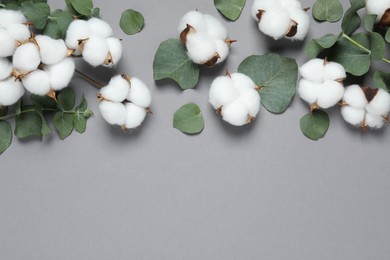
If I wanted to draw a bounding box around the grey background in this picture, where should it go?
[1,0,389,259]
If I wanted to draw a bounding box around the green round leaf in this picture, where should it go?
[120,9,144,35]
[370,32,386,60]
[0,121,12,154]
[21,2,50,29]
[153,38,199,90]
[44,10,73,39]
[54,112,74,140]
[313,0,343,23]
[341,0,366,36]
[238,53,298,114]
[300,110,330,141]
[15,111,43,139]
[69,0,93,16]
[173,103,204,134]
[305,33,339,58]
[214,0,246,21]
[57,88,75,111]
[373,71,390,92]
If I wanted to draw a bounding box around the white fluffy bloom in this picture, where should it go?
[13,42,41,73]
[44,58,75,91]
[128,77,152,108]
[178,10,207,33]
[99,101,127,125]
[0,77,24,106]
[124,103,147,129]
[0,9,26,29]
[65,20,91,50]
[106,37,122,65]
[0,28,17,57]
[99,75,130,102]
[87,18,113,38]
[186,32,217,65]
[0,58,13,81]
[209,72,260,126]
[36,35,68,65]
[6,23,30,42]
[82,35,109,67]
[298,58,346,109]
[252,0,310,40]
[366,0,390,22]
[21,69,51,95]
[204,14,227,40]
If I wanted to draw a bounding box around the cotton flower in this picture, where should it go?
[0,77,24,106]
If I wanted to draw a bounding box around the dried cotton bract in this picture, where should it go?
[366,0,390,25]
[341,85,390,130]
[298,58,346,111]
[252,0,310,40]
[209,72,261,126]
[98,75,152,130]
[179,11,234,66]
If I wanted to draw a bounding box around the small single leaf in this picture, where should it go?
[214,0,246,21]
[77,95,88,111]
[35,109,52,136]
[330,33,371,76]
[300,110,330,141]
[153,38,200,90]
[21,2,50,29]
[73,114,87,133]
[91,7,100,17]
[341,0,366,35]
[313,0,343,22]
[120,9,144,35]
[370,32,386,60]
[57,88,75,111]
[173,103,204,134]
[54,112,74,139]
[0,121,12,154]
[305,33,339,58]
[373,71,390,92]
[69,0,93,16]
[44,9,73,39]
[238,53,298,114]
[15,110,43,139]
[364,14,377,32]
[65,0,77,16]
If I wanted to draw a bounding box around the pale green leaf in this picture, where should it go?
[313,0,343,22]
[54,112,74,139]
[120,9,144,35]
[300,110,330,141]
[214,0,246,21]
[173,103,204,134]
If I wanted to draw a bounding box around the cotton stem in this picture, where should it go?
[341,33,371,54]
[75,69,104,89]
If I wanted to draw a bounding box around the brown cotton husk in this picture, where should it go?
[204,52,220,67]
[180,24,195,45]
[362,86,379,102]
[285,20,298,38]
[379,9,390,27]
[47,89,57,101]
[256,10,265,22]
[121,74,132,83]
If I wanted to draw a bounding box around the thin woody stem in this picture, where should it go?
[75,69,104,89]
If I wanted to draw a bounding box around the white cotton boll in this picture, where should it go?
[0,77,24,106]
[343,85,368,108]
[178,10,207,33]
[298,79,320,105]
[221,99,250,126]
[215,40,229,64]
[251,0,279,20]
[280,0,303,9]
[128,77,152,108]
[87,18,113,38]
[366,89,390,116]
[323,61,346,81]
[124,102,147,129]
[317,81,344,109]
[204,14,228,40]
[99,101,127,126]
[230,72,256,93]
[36,35,68,65]
[12,42,40,73]
[209,76,238,109]
[299,58,324,83]
[341,106,365,126]
[366,0,390,22]
[45,58,75,91]
[65,20,91,49]
[0,58,13,81]
[258,7,291,40]
[365,113,385,128]
[100,75,130,102]
[0,9,26,29]
[6,24,30,42]
[0,29,17,57]
[237,88,261,117]
[286,8,310,40]
[186,32,217,64]
[82,35,109,67]
[22,69,51,95]
[106,37,122,65]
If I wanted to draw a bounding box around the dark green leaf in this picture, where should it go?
[44,9,73,39]
[120,9,144,35]
[341,0,366,35]
[73,114,87,133]
[0,121,12,154]
[238,53,298,114]
[54,112,74,139]
[21,2,50,29]
[69,0,93,16]
[370,32,386,60]
[35,109,52,136]
[364,14,377,32]
[300,110,330,141]
[153,38,200,90]
[65,0,77,16]
[0,107,8,117]
[214,0,246,21]
[373,71,390,92]
[173,103,204,134]
[330,33,371,76]
[77,95,87,111]
[57,88,75,111]
[30,94,57,109]
[305,33,339,58]
[313,0,343,22]
[15,110,42,139]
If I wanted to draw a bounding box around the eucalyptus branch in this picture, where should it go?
[0,107,79,121]
[341,33,371,54]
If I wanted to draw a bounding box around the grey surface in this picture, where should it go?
[1,0,390,259]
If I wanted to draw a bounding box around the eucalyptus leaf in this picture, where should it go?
[313,0,343,22]
[153,38,200,90]
[341,0,366,36]
[69,0,93,16]
[173,103,204,134]
[91,7,99,17]
[238,54,298,114]
[21,2,50,29]
[120,9,144,35]
[0,121,12,154]
[370,32,386,60]
[373,71,390,92]
[15,110,43,139]
[300,110,330,141]
[54,112,74,139]
[77,95,88,111]
[364,14,377,32]
[330,33,371,76]
[57,88,75,111]
[305,33,339,58]
[44,9,73,39]
[35,109,52,136]
[30,93,57,109]
[73,114,87,133]
[214,0,246,21]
